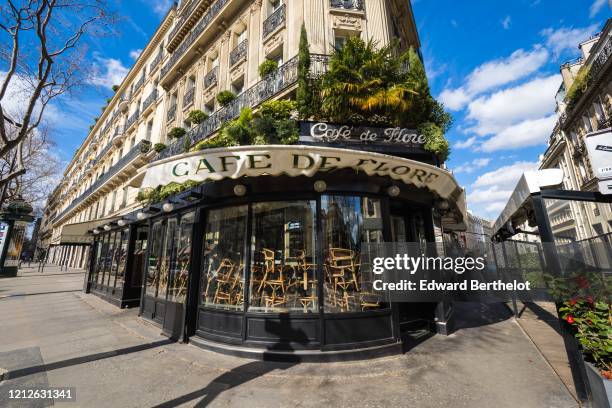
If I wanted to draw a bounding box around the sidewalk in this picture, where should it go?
[0,266,578,407]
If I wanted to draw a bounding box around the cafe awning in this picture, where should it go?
[492,169,564,238]
[51,216,119,245]
[128,145,467,227]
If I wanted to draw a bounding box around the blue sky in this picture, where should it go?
[45,0,610,220]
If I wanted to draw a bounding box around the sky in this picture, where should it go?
[41,0,611,221]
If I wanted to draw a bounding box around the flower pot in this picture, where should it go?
[585,361,612,408]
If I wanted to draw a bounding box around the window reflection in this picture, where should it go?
[146,221,164,297]
[157,218,177,300]
[201,206,247,310]
[322,196,385,312]
[249,201,317,313]
[114,229,129,289]
[168,212,195,303]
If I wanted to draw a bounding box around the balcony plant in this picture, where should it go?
[258,59,279,78]
[168,127,187,139]
[217,90,236,107]
[137,180,200,204]
[314,37,452,161]
[186,110,209,125]
[565,65,592,113]
[153,143,167,153]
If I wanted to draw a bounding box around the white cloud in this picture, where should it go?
[439,47,549,110]
[151,0,173,16]
[465,74,560,136]
[501,16,511,30]
[454,158,491,174]
[480,115,556,152]
[454,136,478,149]
[129,49,143,60]
[540,24,600,58]
[589,0,608,18]
[88,56,129,89]
[473,161,538,188]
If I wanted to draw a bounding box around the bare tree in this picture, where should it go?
[0,0,115,204]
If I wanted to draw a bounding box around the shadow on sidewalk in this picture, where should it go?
[0,290,82,299]
[521,302,563,336]
[5,339,175,380]
[450,302,513,333]
[153,315,308,408]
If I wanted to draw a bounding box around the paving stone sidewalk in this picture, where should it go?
[0,266,578,407]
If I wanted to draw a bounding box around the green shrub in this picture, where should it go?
[217,91,236,107]
[419,122,450,162]
[187,110,209,125]
[112,85,120,92]
[168,127,187,139]
[258,100,296,120]
[137,180,201,204]
[297,24,317,119]
[153,143,167,153]
[565,65,592,112]
[258,59,279,78]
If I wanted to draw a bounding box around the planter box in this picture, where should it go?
[585,361,612,408]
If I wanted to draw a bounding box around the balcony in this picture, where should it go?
[167,104,177,122]
[118,93,130,112]
[167,0,208,51]
[230,39,248,67]
[203,67,218,89]
[330,0,364,11]
[52,140,152,224]
[183,87,195,109]
[133,75,145,94]
[112,126,126,146]
[161,0,230,80]
[160,56,308,159]
[126,109,140,130]
[142,89,158,114]
[263,4,286,38]
[149,51,163,73]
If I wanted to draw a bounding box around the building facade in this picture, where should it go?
[540,18,612,244]
[42,0,468,359]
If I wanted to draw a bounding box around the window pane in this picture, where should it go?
[114,229,129,289]
[91,239,103,283]
[322,196,385,312]
[131,226,148,288]
[249,201,317,313]
[201,206,247,310]
[108,232,121,288]
[168,212,195,303]
[146,221,165,296]
[158,218,178,300]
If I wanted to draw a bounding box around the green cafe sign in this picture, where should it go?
[131,145,463,201]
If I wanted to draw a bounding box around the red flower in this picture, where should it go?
[566,315,575,324]
[569,299,577,305]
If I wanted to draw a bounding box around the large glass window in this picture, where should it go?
[168,212,195,303]
[201,206,247,310]
[113,229,129,289]
[97,234,110,285]
[146,221,165,296]
[321,196,384,312]
[157,218,178,300]
[131,226,148,288]
[91,238,103,283]
[106,232,119,287]
[248,201,317,313]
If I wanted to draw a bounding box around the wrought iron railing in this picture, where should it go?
[150,51,163,72]
[203,66,218,89]
[167,104,177,122]
[263,4,286,38]
[133,75,145,93]
[183,87,195,108]
[143,89,158,111]
[330,0,364,11]
[53,140,151,223]
[230,39,248,66]
[127,109,140,129]
[159,56,302,159]
[161,0,229,79]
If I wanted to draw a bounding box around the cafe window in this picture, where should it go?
[131,226,148,288]
[96,234,109,285]
[201,206,248,310]
[113,229,129,289]
[321,196,384,312]
[91,239,103,283]
[105,232,118,287]
[146,221,165,297]
[157,218,178,300]
[248,201,317,313]
[167,212,195,303]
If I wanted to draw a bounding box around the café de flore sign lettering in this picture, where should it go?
[299,121,426,150]
[131,145,463,202]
